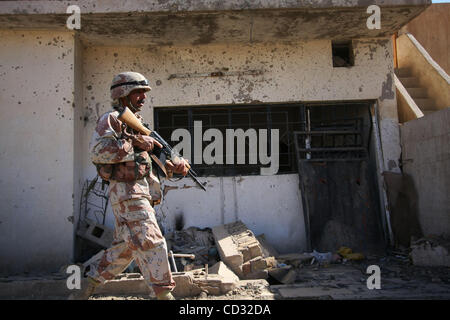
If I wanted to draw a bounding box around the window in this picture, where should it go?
[154,102,372,176]
[154,104,302,176]
[332,41,354,67]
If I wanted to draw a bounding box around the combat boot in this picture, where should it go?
[67,277,101,300]
[156,290,176,300]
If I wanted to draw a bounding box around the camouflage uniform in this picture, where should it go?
[86,109,175,296]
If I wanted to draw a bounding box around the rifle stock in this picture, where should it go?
[117,107,206,191]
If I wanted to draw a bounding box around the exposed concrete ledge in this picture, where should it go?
[395,73,424,123]
[0,1,431,46]
[0,0,432,15]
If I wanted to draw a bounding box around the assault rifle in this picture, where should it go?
[118,107,207,191]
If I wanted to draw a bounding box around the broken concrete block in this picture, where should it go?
[172,272,203,298]
[212,224,243,275]
[172,267,238,298]
[280,269,297,284]
[95,277,150,296]
[250,257,268,272]
[410,239,450,267]
[242,261,251,276]
[209,261,239,293]
[76,219,114,248]
[268,265,292,283]
[210,261,239,283]
[265,257,278,268]
[213,220,278,280]
[257,234,279,258]
[248,243,263,258]
[243,269,269,280]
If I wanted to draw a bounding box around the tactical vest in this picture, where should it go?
[95,150,152,183]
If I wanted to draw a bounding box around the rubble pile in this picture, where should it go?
[212,221,278,280]
[410,236,450,267]
[162,221,372,297]
[165,226,217,270]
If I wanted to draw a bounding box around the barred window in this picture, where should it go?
[154,104,301,176]
[153,102,372,177]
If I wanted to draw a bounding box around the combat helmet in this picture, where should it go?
[110,71,151,100]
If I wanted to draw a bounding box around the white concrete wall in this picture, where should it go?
[0,30,76,274]
[159,174,305,254]
[81,39,399,254]
[400,108,450,237]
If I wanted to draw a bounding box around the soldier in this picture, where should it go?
[70,72,189,300]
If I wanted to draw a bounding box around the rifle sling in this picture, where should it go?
[150,154,169,178]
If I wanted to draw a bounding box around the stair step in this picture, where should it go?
[423,111,435,116]
[407,87,428,98]
[399,77,420,87]
[414,98,436,111]
[395,68,412,78]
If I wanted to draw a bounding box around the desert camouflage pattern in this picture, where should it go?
[110,72,152,100]
[86,198,175,295]
[87,108,173,295]
[90,110,135,164]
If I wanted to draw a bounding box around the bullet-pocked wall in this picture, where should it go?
[0,30,76,274]
[81,39,399,254]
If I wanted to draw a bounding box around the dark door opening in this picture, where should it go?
[294,102,385,254]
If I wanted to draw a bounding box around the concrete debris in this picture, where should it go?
[277,253,314,267]
[268,266,298,285]
[165,226,217,269]
[224,279,274,299]
[76,218,114,248]
[256,234,279,258]
[96,273,151,296]
[172,268,236,298]
[212,220,278,280]
[209,261,240,292]
[410,237,450,267]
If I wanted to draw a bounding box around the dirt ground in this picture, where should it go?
[91,253,450,300]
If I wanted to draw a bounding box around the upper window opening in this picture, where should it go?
[332,41,354,67]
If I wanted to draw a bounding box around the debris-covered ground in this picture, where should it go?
[90,225,450,300]
[89,253,450,300]
[1,222,449,300]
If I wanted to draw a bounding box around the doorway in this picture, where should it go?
[294,102,385,254]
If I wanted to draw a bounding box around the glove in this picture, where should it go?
[130,134,162,152]
[165,158,189,176]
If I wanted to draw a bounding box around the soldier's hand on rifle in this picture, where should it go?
[130,134,163,151]
[166,158,189,176]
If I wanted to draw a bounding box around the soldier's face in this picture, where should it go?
[128,89,147,111]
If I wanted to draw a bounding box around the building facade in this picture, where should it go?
[0,0,430,274]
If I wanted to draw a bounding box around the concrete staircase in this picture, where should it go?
[395,68,439,116]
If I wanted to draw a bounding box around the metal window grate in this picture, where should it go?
[154,104,301,176]
[294,105,370,162]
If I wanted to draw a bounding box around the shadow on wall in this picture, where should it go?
[383,171,423,248]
